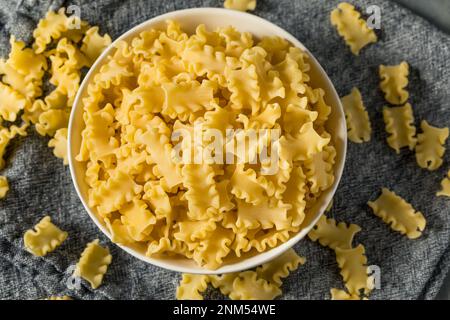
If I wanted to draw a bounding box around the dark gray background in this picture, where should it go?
[0,0,449,300]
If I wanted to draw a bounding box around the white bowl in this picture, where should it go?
[68,8,347,274]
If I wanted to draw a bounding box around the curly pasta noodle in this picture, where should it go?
[382,103,416,153]
[415,120,449,171]
[341,87,371,143]
[368,188,426,239]
[437,170,450,197]
[379,61,409,105]
[330,2,377,55]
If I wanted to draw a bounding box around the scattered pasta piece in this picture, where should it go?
[330,2,377,55]
[23,216,68,257]
[335,244,372,296]
[437,170,450,197]
[0,123,28,169]
[229,271,281,300]
[379,62,409,105]
[330,288,365,300]
[0,176,9,198]
[368,188,426,239]
[341,87,371,143]
[415,120,449,171]
[48,128,68,165]
[382,103,416,153]
[74,239,112,289]
[308,215,361,250]
[44,296,72,300]
[176,274,210,300]
[224,0,257,12]
[80,27,112,66]
[256,248,306,287]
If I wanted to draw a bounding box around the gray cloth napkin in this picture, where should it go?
[0,0,449,300]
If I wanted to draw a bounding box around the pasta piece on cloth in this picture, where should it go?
[23,216,68,256]
[368,188,426,239]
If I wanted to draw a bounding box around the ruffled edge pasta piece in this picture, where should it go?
[330,288,366,300]
[256,248,306,287]
[415,120,449,171]
[182,163,220,220]
[341,87,372,143]
[44,296,72,300]
[308,215,361,250]
[368,188,426,239]
[48,128,68,165]
[229,271,281,300]
[0,82,30,122]
[304,145,336,194]
[382,103,416,153]
[81,26,112,66]
[74,239,112,289]
[0,176,9,198]
[437,170,450,197]
[335,244,373,296]
[379,61,409,105]
[330,2,377,55]
[176,274,210,300]
[23,216,68,257]
[224,0,257,12]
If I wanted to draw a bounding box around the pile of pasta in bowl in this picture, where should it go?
[75,20,336,270]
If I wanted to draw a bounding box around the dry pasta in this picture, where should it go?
[379,61,409,105]
[368,188,426,239]
[330,2,377,55]
[0,176,9,198]
[44,296,72,300]
[178,248,304,299]
[382,103,416,153]
[341,87,371,143]
[335,244,373,296]
[74,239,112,289]
[308,215,361,250]
[176,274,210,300]
[330,288,365,300]
[437,170,450,197]
[224,0,257,12]
[76,21,336,269]
[415,120,449,171]
[23,216,68,256]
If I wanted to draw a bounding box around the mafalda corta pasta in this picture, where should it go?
[77,21,336,269]
[330,2,377,55]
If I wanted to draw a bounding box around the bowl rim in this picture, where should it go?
[68,7,347,274]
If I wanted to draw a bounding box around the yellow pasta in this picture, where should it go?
[176,274,210,300]
[0,82,30,122]
[330,288,366,300]
[224,0,257,12]
[415,120,449,171]
[48,128,69,165]
[308,215,361,250]
[330,2,377,55]
[341,87,371,143]
[368,188,426,239]
[0,176,9,198]
[437,170,450,197]
[76,21,336,269]
[23,216,68,257]
[44,296,72,300]
[256,248,306,287]
[74,239,112,289]
[379,62,409,105]
[229,271,281,300]
[382,103,416,153]
[0,123,28,170]
[335,244,372,296]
